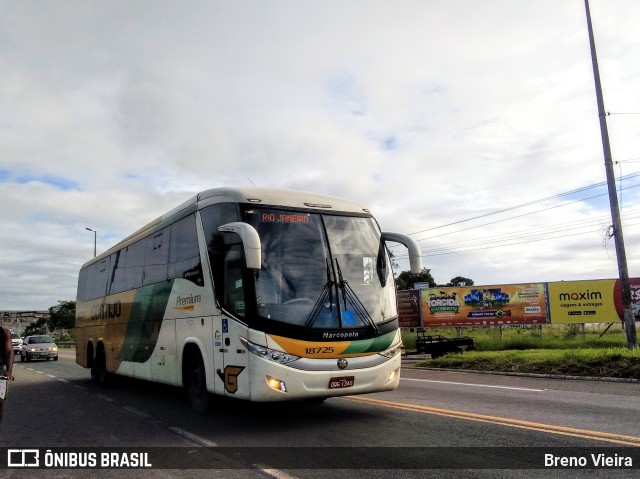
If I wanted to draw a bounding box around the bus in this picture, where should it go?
[75,187,422,412]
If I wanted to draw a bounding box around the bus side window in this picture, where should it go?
[77,264,95,301]
[109,249,127,295]
[168,214,202,285]
[144,230,169,286]
[200,203,240,306]
[94,257,111,299]
[124,240,145,291]
[223,244,245,317]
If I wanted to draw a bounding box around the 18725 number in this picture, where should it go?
[305,346,334,355]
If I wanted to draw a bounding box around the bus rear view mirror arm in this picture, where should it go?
[381,232,422,274]
[219,222,262,270]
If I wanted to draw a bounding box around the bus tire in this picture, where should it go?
[185,352,210,415]
[91,345,111,386]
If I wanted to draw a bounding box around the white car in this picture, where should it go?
[10,332,23,356]
[20,335,59,362]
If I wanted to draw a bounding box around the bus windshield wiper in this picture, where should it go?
[335,260,379,334]
[304,259,335,330]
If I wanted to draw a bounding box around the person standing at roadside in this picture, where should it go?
[0,325,15,423]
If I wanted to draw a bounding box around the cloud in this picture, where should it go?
[1,0,639,309]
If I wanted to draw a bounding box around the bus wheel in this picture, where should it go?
[186,353,210,414]
[91,346,110,386]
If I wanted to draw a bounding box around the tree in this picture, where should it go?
[446,276,474,287]
[395,268,436,291]
[48,300,76,330]
[22,317,49,336]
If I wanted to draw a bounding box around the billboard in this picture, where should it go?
[396,289,421,328]
[548,278,640,324]
[421,283,548,326]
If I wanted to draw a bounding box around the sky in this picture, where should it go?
[1,0,640,310]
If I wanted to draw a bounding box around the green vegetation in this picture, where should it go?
[420,348,640,380]
[401,325,640,380]
[21,300,76,344]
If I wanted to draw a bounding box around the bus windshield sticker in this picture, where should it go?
[362,257,373,285]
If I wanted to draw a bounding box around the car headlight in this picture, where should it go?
[240,337,300,365]
[52,346,58,351]
[28,347,37,352]
[378,342,403,359]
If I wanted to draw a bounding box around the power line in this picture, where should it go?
[419,212,634,254]
[388,173,640,265]
[407,172,640,236]
[391,206,640,261]
[391,220,640,259]
[413,183,640,243]
[421,226,629,257]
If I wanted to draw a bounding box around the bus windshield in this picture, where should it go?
[244,208,397,330]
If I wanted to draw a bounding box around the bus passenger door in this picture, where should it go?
[216,314,249,400]
[214,244,250,399]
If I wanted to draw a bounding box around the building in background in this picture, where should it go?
[0,311,49,335]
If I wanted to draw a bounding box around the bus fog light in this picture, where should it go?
[386,368,399,384]
[266,376,287,392]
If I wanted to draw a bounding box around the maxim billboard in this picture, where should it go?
[548,278,640,324]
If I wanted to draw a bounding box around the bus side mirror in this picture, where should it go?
[381,232,422,274]
[218,222,262,270]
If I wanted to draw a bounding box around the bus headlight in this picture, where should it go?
[378,342,402,359]
[240,337,300,365]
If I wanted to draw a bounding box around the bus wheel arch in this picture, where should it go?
[182,344,211,414]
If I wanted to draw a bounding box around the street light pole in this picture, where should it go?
[584,0,637,348]
[85,227,97,258]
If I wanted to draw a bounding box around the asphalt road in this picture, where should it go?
[0,350,638,479]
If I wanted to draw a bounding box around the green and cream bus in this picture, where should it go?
[75,188,422,412]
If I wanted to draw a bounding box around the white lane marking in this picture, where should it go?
[97,393,114,402]
[46,374,56,378]
[169,427,217,447]
[122,406,151,418]
[254,465,300,479]
[36,370,44,374]
[401,377,546,392]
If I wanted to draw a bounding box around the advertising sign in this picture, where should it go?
[549,278,640,324]
[421,283,548,326]
[614,277,640,320]
[397,289,421,328]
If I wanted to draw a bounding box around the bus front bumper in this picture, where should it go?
[247,353,401,402]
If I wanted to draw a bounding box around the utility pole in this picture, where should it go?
[584,0,637,348]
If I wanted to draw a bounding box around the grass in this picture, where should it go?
[420,348,640,380]
[401,324,640,380]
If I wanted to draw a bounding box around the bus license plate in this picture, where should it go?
[328,376,354,389]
